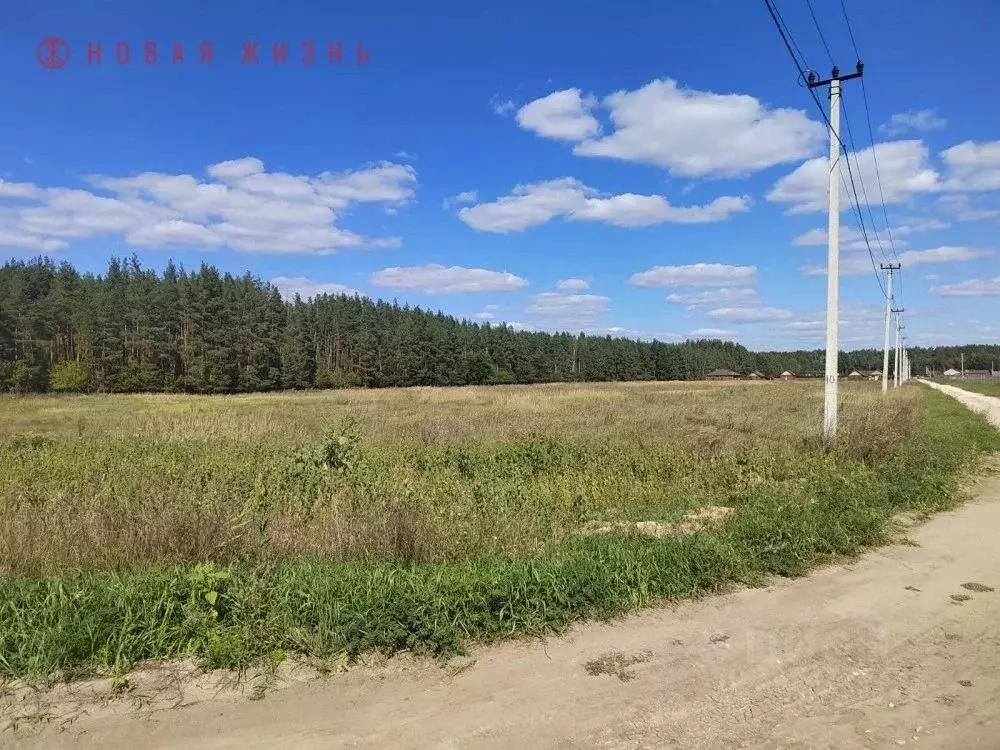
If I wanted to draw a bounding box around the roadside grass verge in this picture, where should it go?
[933,379,1000,398]
[1,384,997,682]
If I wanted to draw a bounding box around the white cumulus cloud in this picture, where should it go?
[900,246,992,266]
[271,276,360,301]
[793,218,949,253]
[0,158,415,254]
[772,138,1000,215]
[666,287,759,305]
[557,278,590,291]
[940,140,1000,192]
[370,264,528,294]
[879,109,947,136]
[527,292,611,330]
[935,194,1000,222]
[707,306,793,322]
[689,328,736,338]
[0,230,68,251]
[0,180,43,199]
[515,89,600,141]
[516,80,824,178]
[630,263,757,288]
[932,277,1000,297]
[769,140,942,214]
[801,246,992,276]
[458,178,748,233]
[442,190,478,210]
[793,225,902,253]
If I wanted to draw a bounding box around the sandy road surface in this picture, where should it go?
[6,384,1000,749]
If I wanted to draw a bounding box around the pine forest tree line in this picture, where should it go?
[1,256,997,394]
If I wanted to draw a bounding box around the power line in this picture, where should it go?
[896,255,904,307]
[762,0,810,76]
[806,0,835,64]
[858,79,901,265]
[839,169,888,298]
[840,0,901,269]
[803,1,888,283]
[839,0,903,297]
[839,0,862,60]
[830,96,887,298]
[761,0,888,299]
[840,96,889,266]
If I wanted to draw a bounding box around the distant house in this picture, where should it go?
[706,368,741,380]
[943,368,960,377]
[745,371,766,380]
[780,371,796,381]
[868,370,882,381]
[846,370,865,379]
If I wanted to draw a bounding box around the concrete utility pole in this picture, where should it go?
[880,264,900,394]
[808,62,864,439]
[892,309,904,388]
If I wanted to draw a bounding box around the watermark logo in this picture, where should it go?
[37,37,70,69]
[36,39,371,68]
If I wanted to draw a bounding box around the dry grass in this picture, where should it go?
[583,650,653,682]
[0,379,891,449]
[2,379,999,680]
[0,380,921,576]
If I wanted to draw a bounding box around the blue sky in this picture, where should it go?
[2,0,998,350]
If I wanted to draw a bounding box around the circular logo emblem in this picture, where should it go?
[37,37,70,69]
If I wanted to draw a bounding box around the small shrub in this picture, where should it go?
[11,361,48,393]
[289,420,362,479]
[49,362,90,393]
[488,368,515,385]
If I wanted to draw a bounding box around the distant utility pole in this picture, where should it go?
[892,308,904,388]
[880,264,900,394]
[808,63,864,439]
[961,351,965,377]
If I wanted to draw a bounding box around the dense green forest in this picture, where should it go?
[1,257,997,394]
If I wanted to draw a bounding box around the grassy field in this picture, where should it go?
[1,380,998,681]
[938,380,1000,398]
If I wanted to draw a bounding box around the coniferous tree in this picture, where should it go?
[2,255,997,394]
[280,296,316,389]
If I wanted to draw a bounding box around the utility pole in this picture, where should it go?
[880,264,900,393]
[892,308,904,388]
[808,62,864,439]
[961,351,964,378]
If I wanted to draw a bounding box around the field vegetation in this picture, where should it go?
[1,380,998,681]
[938,380,1000,398]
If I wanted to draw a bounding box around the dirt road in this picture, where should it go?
[7,384,1000,749]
